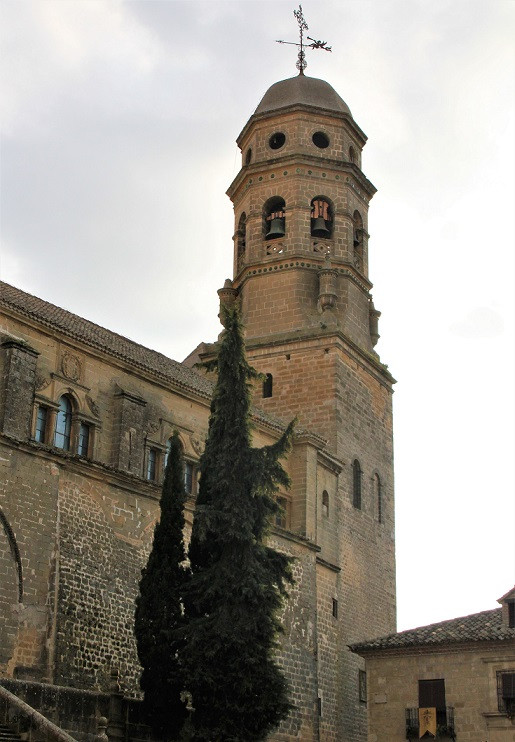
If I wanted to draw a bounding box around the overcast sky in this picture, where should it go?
[1,0,514,632]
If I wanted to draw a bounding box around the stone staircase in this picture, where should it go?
[0,723,22,742]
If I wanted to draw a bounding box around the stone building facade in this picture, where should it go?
[0,73,396,742]
[350,588,515,742]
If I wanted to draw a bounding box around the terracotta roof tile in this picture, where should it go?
[349,608,514,653]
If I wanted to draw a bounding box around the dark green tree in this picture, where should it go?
[182,304,295,742]
[135,431,189,739]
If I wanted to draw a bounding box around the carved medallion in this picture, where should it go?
[190,434,204,457]
[34,373,50,390]
[61,353,81,381]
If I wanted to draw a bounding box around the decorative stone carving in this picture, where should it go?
[146,420,160,435]
[190,434,204,457]
[86,394,100,418]
[61,352,81,381]
[34,373,50,390]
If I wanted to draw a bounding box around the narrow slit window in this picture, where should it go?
[322,490,329,518]
[375,473,383,523]
[352,459,362,509]
[263,373,273,398]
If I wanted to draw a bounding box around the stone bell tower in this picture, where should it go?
[224,72,397,741]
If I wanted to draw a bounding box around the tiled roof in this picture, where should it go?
[350,608,514,653]
[0,281,296,436]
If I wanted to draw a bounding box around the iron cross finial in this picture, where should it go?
[276,5,332,75]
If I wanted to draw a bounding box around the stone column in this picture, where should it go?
[0,339,39,440]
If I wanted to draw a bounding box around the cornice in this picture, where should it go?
[234,255,373,294]
[0,432,161,501]
[350,639,515,659]
[227,155,376,201]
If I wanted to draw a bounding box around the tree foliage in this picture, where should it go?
[183,304,295,742]
[134,431,189,739]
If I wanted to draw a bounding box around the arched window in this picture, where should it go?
[237,212,246,270]
[353,210,364,271]
[264,197,285,240]
[352,459,362,509]
[349,145,357,164]
[311,197,333,238]
[245,147,252,165]
[322,490,329,518]
[374,474,383,523]
[263,373,273,398]
[54,395,72,450]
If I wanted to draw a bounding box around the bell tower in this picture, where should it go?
[228,74,379,353]
[224,71,396,742]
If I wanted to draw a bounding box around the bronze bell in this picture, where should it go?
[266,217,285,239]
[311,217,330,237]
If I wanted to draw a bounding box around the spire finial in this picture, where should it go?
[276,5,332,75]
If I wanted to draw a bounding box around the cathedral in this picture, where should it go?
[0,69,396,742]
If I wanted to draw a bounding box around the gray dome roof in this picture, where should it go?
[255,74,351,117]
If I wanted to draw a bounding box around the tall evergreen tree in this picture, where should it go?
[135,431,189,739]
[183,304,295,742]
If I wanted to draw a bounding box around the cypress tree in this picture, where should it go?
[183,304,295,742]
[135,431,189,739]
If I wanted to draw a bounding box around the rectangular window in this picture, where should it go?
[497,671,515,714]
[359,670,367,703]
[184,461,194,494]
[78,423,90,457]
[34,406,47,442]
[332,598,338,618]
[317,696,322,717]
[275,496,290,529]
[419,679,446,726]
[146,449,157,481]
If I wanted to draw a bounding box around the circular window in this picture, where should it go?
[312,131,329,149]
[269,132,286,150]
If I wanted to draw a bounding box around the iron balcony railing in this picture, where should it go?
[405,706,456,740]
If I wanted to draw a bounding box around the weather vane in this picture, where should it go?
[276,5,332,75]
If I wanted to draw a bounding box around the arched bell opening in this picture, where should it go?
[236,212,246,270]
[311,197,333,239]
[352,210,365,271]
[263,197,286,241]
